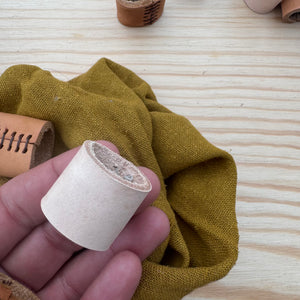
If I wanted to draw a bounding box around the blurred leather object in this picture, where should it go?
[116,0,165,27]
[282,0,300,22]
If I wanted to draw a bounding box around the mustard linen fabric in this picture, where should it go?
[0,58,239,300]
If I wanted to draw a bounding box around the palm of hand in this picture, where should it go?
[0,141,169,300]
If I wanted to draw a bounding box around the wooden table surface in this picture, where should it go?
[0,1,299,299]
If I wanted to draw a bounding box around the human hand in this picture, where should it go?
[0,141,170,300]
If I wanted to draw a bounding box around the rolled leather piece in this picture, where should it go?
[116,0,165,27]
[41,140,152,251]
[0,112,55,178]
[244,0,282,13]
[281,0,300,22]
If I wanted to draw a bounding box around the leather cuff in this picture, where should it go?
[116,0,165,27]
[282,0,300,22]
[0,113,55,178]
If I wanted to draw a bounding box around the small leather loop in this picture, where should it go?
[116,0,166,27]
[281,0,300,22]
[0,113,55,178]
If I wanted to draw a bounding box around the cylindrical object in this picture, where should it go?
[244,0,282,13]
[116,0,166,27]
[282,0,300,22]
[41,140,152,251]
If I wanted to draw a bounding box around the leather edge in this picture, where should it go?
[30,121,55,169]
[281,0,300,22]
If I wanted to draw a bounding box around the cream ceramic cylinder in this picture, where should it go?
[41,140,152,251]
[244,0,282,13]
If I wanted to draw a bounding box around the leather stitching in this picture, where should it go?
[0,127,32,153]
[0,129,8,149]
[143,0,161,25]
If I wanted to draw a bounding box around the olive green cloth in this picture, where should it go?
[0,58,239,299]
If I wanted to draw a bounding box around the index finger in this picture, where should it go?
[0,141,159,261]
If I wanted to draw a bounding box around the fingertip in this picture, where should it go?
[142,206,170,246]
[110,251,142,297]
[81,250,142,300]
[117,251,142,279]
[152,207,170,242]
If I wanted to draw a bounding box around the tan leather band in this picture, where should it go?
[116,0,165,27]
[282,0,300,22]
[0,113,55,178]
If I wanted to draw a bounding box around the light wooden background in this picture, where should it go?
[0,1,299,299]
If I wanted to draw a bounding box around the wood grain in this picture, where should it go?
[0,0,299,299]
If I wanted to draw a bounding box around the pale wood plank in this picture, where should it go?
[0,0,299,299]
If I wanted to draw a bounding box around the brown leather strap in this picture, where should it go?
[282,0,300,22]
[0,113,55,178]
[116,0,165,27]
